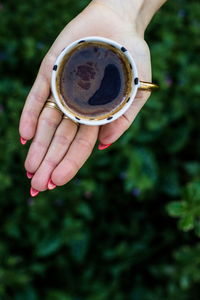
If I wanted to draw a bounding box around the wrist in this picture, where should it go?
[91,0,167,37]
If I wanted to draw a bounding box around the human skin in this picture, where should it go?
[19,0,167,196]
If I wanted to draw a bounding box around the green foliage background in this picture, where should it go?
[1,0,200,299]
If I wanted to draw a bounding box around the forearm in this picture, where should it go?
[92,0,168,36]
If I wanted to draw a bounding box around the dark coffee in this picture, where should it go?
[57,42,132,118]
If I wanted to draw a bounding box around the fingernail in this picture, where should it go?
[20,137,27,145]
[26,171,34,179]
[30,187,39,197]
[98,143,112,150]
[48,179,56,190]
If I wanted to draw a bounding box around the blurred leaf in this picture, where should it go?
[179,215,194,232]
[167,201,185,217]
[35,236,63,257]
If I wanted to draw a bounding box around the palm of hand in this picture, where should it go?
[19,1,152,194]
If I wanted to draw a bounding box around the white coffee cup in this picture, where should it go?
[51,36,157,126]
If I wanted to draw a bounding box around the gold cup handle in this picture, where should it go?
[139,81,159,91]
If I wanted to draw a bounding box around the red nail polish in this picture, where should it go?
[48,179,56,190]
[98,143,112,150]
[26,171,34,179]
[20,137,27,145]
[30,187,39,197]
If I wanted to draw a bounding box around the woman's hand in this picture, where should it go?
[19,0,152,196]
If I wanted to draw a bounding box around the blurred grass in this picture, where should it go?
[1,0,200,299]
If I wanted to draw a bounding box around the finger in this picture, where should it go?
[98,91,151,145]
[19,54,57,140]
[51,125,99,186]
[19,21,89,142]
[31,119,79,191]
[25,106,63,173]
